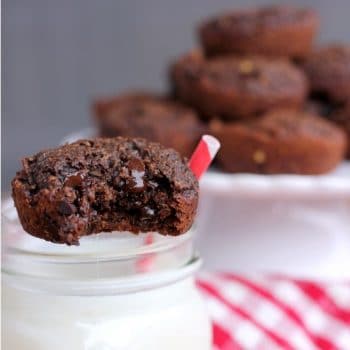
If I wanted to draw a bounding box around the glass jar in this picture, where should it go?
[2,199,211,350]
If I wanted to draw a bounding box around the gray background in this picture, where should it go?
[2,0,349,190]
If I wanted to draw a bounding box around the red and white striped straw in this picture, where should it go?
[188,135,221,180]
[137,135,220,273]
[136,232,155,273]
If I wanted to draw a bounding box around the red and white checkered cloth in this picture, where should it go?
[197,273,350,350]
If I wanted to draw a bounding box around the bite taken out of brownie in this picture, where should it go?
[12,137,199,245]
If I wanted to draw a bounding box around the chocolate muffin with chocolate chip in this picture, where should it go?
[12,137,199,245]
[93,92,204,158]
[199,5,319,59]
[210,109,346,174]
[171,51,308,120]
[303,45,350,103]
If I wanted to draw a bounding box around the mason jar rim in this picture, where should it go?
[2,198,199,296]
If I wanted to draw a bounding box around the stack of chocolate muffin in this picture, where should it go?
[93,5,349,175]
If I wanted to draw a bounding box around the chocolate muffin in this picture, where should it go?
[171,52,308,120]
[210,109,346,174]
[328,103,350,158]
[199,5,319,59]
[93,92,204,158]
[303,45,350,103]
[12,137,199,245]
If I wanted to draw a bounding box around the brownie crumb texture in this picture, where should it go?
[12,137,199,245]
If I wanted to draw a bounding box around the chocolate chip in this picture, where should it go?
[64,174,83,187]
[128,158,145,172]
[58,201,77,216]
[127,169,145,191]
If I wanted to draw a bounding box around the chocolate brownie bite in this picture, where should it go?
[93,92,204,158]
[198,5,319,59]
[12,137,199,245]
[303,45,350,103]
[171,52,308,120]
[210,109,346,174]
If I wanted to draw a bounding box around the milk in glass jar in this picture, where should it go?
[2,201,211,350]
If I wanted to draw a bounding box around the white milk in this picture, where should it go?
[2,201,211,350]
[3,279,210,350]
